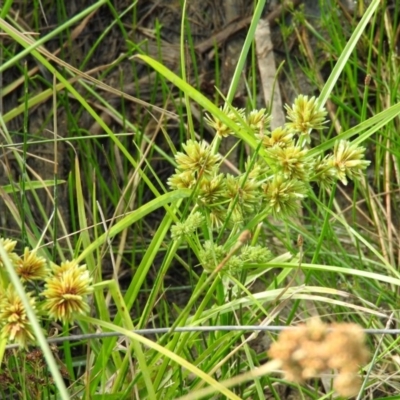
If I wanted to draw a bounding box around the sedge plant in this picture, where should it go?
[2,0,400,398]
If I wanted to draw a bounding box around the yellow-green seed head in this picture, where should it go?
[284,95,328,138]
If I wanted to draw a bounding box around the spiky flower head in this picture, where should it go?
[167,169,196,190]
[14,248,48,282]
[171,211,205,239]
[246,108,271,134]
[263,175,307,218]
[245,158,270,180]
[198,173,226,206]
[225,255,242,273]
[332,140,370,185]
[199,240,245,273]
[42,261,93,323]
[174,140,220,178]
[258,126,294,149]
[209,207,229,230]
[225,174,261,213]
[205,107,245,137]
[0,285,36,348]
[0,238,19,268]
[267,145,311,181]
[312,155,338,189]
[240,244,272,263]
[50,260,80,277]
[268,320,369,397]
[284,95,328,138]
[228,205,245,226]
[199,240,226,273]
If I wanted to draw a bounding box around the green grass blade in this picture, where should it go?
[318,0,380,105]
[80,315,242,400]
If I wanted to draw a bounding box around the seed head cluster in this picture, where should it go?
[198,240,271,273]
[259,126,293,149]
[332,140,370,185]
[0,238,19,268]
[205,106,272,138]
[171,97,369,224]
[0,286,36,348]
[168,140,221,190]
[268,320,370,397]
[171,211,205,239]
[168,94,370,274]
[284,95,328,138]
[262,176,307,218]
[205,106,247,137]
[0,239,93,348]
[42,260,93,323]
[14,248,47,282]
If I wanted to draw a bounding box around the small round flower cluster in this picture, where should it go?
[167,140,221,189]
[268,319,370,397]
[204,107,271,137]
[284,95,328,140]
[168,96,370,273]
[168,140,265,232]
[170,97,370,223]
[0,237,93,348]
[258,96,370,214]
[199,241,271,273]
[170,211,205,239]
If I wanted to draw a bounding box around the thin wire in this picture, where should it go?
[4,325,399,350]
